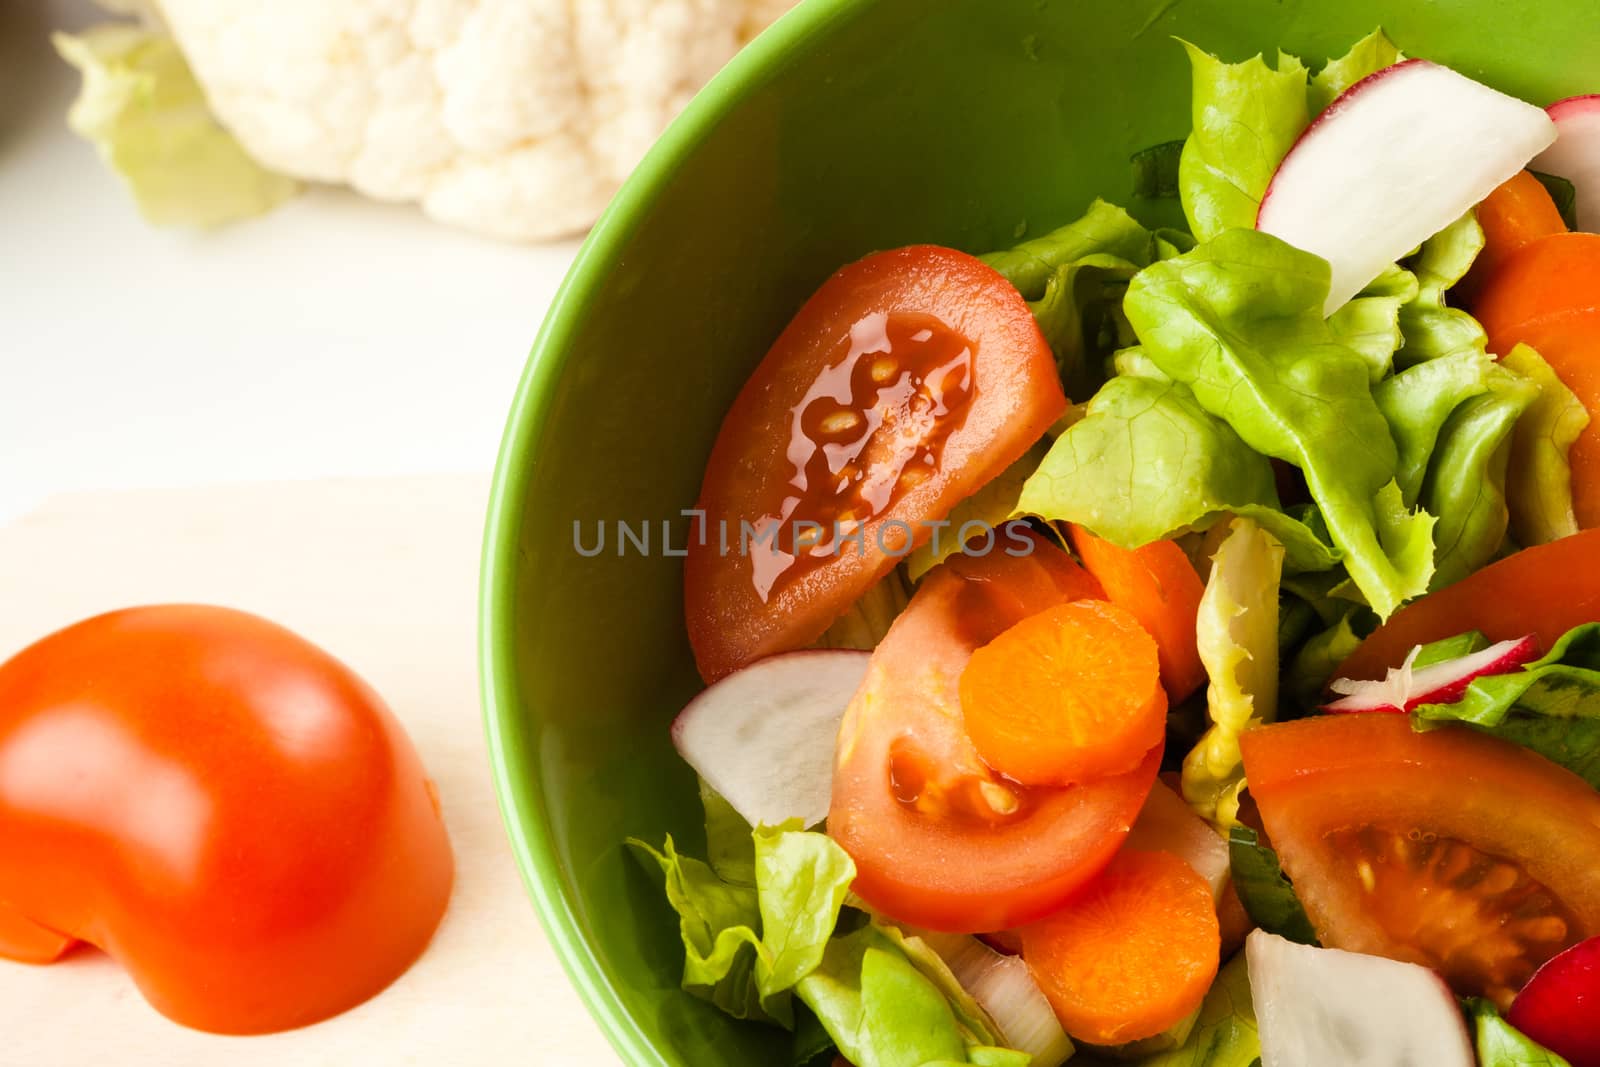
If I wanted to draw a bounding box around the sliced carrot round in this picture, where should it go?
[960,600,1166,786]
[1021,849,1221,1046]
[1068,526,1207,703]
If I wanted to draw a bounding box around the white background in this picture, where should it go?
[1,0,582,523]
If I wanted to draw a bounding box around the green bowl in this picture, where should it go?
[480,1,1598,1062]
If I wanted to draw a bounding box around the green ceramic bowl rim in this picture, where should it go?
[479,2,871,1062]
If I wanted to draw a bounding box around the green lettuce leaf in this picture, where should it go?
[1329,265,1420,383]
[628,827,856,1026]
[1530,171,1581,232]
[1467,998,1574,1067]
[1374,350,1496,507]
[1132,140,1186,200]
[1308,28,1403,114]
[54,25,298,227]
[873,925,1002,1049]
[1123,228,1435,617]
[1228,827,1319,945]
[701,777,757,887]
[1014,375,1337,573]
[1135,952,1260,1067]
[1396,211,1489,367]
[796,927,969,1067]
[1503,344,1589,546]
[1177,43,1309,241]
[981,199,1165,300]
[1415,623,1600,787]
[1184,518,1284,828]
[1421,367,1539,590]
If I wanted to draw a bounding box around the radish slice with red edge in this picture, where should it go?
[1534,95,1600,233]
[1247,929,1474,1067]
[1256,59,1556,314]
[671,648,869,828]
[1507,935,1600,1067]
[1324,635,1538,713]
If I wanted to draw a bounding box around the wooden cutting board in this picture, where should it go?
[0,475,617,1066]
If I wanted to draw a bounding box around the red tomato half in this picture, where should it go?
[1242,715,1600,1008]
[829,538,1159,933]
[0,606,454,1034]
[685,245,1066,681]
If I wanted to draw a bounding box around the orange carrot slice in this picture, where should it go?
[1468,171,1569,293]
[1068,527,1207,703]
[1021,849,1221,1046]
[960,600,1166,786]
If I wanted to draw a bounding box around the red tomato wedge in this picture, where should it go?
[685,245,1066,681]
[1336,528,1600,681]
[1241,715,1600,1008]
[829,537,1159,933]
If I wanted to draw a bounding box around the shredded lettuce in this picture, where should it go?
[1123,228,1434,618]
[1308,28,1402,114]
[1503,344,1589,546]
[1183,518,1283,828]
[54,25,298,227]
[1420,367,1538,589]
[1014,376,1336,574]
[1415,623,1600,787]
[1228,827,1319,946]
[1176,44,1309,241]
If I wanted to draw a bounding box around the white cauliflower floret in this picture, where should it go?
[138,0,796,240]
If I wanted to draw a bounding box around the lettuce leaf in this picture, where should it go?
[628,827,855,1026]
[1183,518,1283,828]
[1123,228,1434,617]
[1308,28,1403,115]
[1329,265,1420,383]
[1374,350,1495,507]
[1134,952,1260,1067]
[701,776,757,887]
[54,25,298,227]
[1228,827,1319,945]
[1421,366,1538,589]
[795,927,969,1067]
[982,199,1166,300]
[1467,998,1574,1067]
[1284,611,1365,712]
[1415,623,1600,787]
[1503,344,1589,546]
[1014,375,1337,574]
[1177,44,1309,241]
[1396,211,1490,367]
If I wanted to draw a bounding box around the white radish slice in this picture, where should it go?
[914,930,1075,1067]
[1256,59,1557,315]
[670,649,869,828]
[1247,930,1473,1067]
[1533,95,1600,232]
[1325,634,1537,713]
[1124,781,1230,902]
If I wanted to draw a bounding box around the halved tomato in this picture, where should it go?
[829,536,1159,933]
[1241,715,1600,1008]
[685,245,1066,681]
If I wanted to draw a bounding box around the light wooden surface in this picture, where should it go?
[0,475,619,1066]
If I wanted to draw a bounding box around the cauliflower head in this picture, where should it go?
[71,0,797,239]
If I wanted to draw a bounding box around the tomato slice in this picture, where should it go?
[829,538,1159,933]
[685,245,1066,681]
[1241,715,1600,1008]
[1336,528,1600,682]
